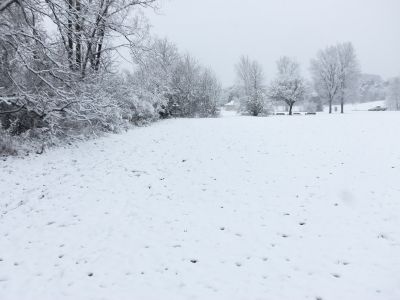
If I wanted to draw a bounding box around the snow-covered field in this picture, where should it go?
[1,111,400,300]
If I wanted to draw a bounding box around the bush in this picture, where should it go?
[0,132,18,156]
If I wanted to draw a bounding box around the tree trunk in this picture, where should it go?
[67,0,74,70]
[288,103,293,115]
[341,98,344,114]
[75,0,82,71]
[329,98,332,114]
[94,28,105,71]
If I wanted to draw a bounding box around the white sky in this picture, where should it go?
[138,0,400,87]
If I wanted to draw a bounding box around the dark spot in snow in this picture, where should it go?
[0,258,3,262]
[262,257,268,261]
[182,160,187,163]
[282,234,289,238]
[235,262,242,267]
[47,221,55,226]
[220,206,224,209]
[13,262,19,266]
[219,227,225,231]
[190,259,198,264]
[58,254,64,259]
[378,233,388,239]
[284,213,290,216]
[88,272,94,277]
[299,222,306,226]
[332,273,341,278]
[334,203,339,206]
[316,297,323,300]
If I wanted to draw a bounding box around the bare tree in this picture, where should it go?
[336,42,360,113]
[311,42,360,114]
[235,56,266,116]
[268,57,307,115]
[310,46,340,114]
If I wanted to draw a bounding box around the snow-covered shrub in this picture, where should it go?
[0,131,17,156]
[386,77,400,111]
[132,39,221,119]
[235,56,267,116]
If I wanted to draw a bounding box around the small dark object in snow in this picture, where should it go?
[306,112,317,115]
[334,203,339,206]
[282,234,289,238]
[299,222,306,226]
[219,227,225,231]
[190,259,198,264]
[182,159,187,162]
[58,254,64,259]
[235,262,242,267]
[0,258,3,262]
[378,233,388,239]
[88,272,94,277]
[332,273,341,278]
[316,297,323,300]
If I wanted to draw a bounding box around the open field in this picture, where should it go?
[1,111,400,300]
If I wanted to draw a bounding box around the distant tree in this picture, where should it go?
[311,42,360,114]
[311,46,341,114]
[387,77,400,111]
[359,74,386,103]
[336,43,360,113]
[268,57,307,115]
[235,56,266,116]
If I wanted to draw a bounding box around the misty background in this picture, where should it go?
[136,0,400,86]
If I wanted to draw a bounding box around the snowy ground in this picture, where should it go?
[1,111,400,300]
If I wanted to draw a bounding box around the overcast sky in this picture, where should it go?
[141,0,400,87]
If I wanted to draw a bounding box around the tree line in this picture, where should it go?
[232,42,400,116]
[0,0,220,141]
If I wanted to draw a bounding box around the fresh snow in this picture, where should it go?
[1,112,400,300]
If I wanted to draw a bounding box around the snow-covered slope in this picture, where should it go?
[1,112,400,300]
